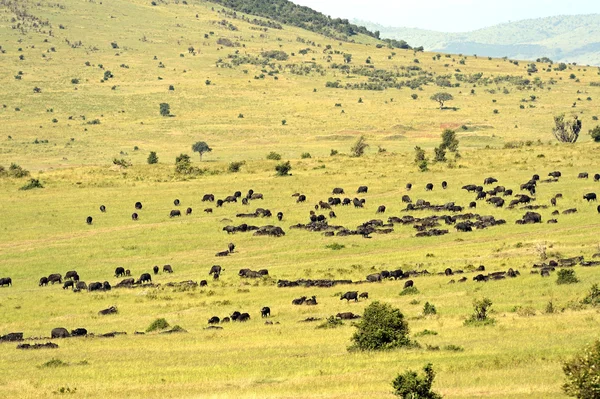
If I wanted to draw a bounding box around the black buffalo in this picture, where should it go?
[578,172,589,179]
[209,265,222,276]
[170,210,181,217]
[297,194,306,203]
[402,195,412,203]
[406,183,412,191]
[103,281,111,291]
[75,281,88,291]
[100,205,106,212]
[0,277,12,287]
[261,307,271,317]
[292,296,306,305]
[376,205,386,214]
[228,243,235,253]
[389,270,404,280]
[115,267,125,277]
[484,177,498,185]
[202,194,214,202]
[174,199,180,206]
[425,183,434,191]
[51,327,70,339]
[88,282,103,291]
[403,280,414,289]
[366,273,382,282]
[98,306,118,315]
[357,186,368,194]
[186,207,192,215]
[153,265,159,274]
[329,211,336,218]
[137,273,152,284]
[469,201,476,209]
[277,212,283,221]
[340,291,359,302]
[65,271,78,280]
[359,292,369,299]
[200,280,208,286]
[584,193,597,202]
[332,187,344,194]
[548,171,561,178]
[135,201,143,209]
[163,265,173,273]
[86,216,93,225]
[63,280,74,289]
[132,212,139,221]
[595,174,600,182]
[208,316,220,324]
[71,328,87,337]
[216,199,224,207]
[48,274,62,284]
[114,279,134,288]
[442,181,448,189]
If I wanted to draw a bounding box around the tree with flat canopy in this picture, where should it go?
[192,141,212,160]
[430,92,453,109]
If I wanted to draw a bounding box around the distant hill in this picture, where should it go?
[355,14,600,66]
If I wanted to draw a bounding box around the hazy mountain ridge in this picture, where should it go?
[355,14,600,65]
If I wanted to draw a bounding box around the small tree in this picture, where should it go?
[589,126,600,142]
[563,340,600,398]
[440,129,459,152]
[192,141,212,160]
[175,153,192,174]
[553,114,581,143]
[581,284,600,306]
[147,151,158,164]
[433,146,446,162]
[275,161,291,176]
[464,297,494,325]
[423,302,437,316]
[557,269,579,285]
[350,136,369,157]
[349,301,413,351]
[266,151,282,160]
[228,161,245,173]
[392,363,442,399]
[414,146,428,172]
[430,92,453,109]
[159,103,171,117]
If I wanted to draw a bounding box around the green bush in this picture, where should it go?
[275,161,291,176]
[228,161,245,173]
[349,301,414,351]
[563,340,600,398]
[112,158,131,168]
[464,297,495,326]
[414,329,438,337]
[7,163,30,178]
[557,269,579,285]
[441,129,459,152]
[175,153,192,174]
[433,146,446,162]
[147,151,159,164]
[330,149,338,156]
[266,151,282,161]
[317,316,343,329]
[350,135,369,157]
[20,178,44,190]
[146,318,170,332]
[423,302,437,316]
[581,284,600,306]
[301,152,311,159]
[392,363,442,399]
[159,103,171,117]
[589,126,600,142]
[411,93,418,100]
[400,287,419,296]
[325,243,345,250]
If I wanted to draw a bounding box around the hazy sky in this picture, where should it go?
[292,0,600,32]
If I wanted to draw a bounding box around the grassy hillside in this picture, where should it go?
[358,14,600,66]
[1,1,600,398]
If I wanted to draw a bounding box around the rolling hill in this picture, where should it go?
[357,14,600,66]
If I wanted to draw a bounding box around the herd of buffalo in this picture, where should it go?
[1,169,599,341]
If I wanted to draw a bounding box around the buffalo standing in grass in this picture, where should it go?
[261,307,271,317]
[135,202,143,210]
[163,265,173,273]
[584,193,597,202]
[51,328,70,339]
[340,291,359,302]
[0,277,12,287]
[48,274,62,284]
[131,212,139,221]
[115,267,125,277]
[86,216,93,225]
[100,205,106,212]
[153,266,159,275]
[137,273,152,284]
[170,210,181,218]
[357,186,368,194]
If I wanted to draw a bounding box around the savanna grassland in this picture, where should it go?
[1,0,600,398]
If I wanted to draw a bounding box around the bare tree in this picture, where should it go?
[553,114,581,143]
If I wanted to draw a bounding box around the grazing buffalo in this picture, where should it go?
[153,265,159,275]
[174,199,180,206]
[484,177,498,185]
[170,210,181,218]
[234,191,242,198]
[51,328,70,339]
[63,280,74,289]
[224,195,237,203]
[204,208,213,213]
[578,172,589,179]
[336,312,360,320]
[297,194,306,203]
[202,194,214,202]
[86,216,93,225]
[221,317,230,323]
[442,181,448,190]
[65,271,78,280]
[305,296,318,305]
[209,265,222,276]
[406,183,412,191]
[366,273,382,282]
[292,296,306,305]
[250,193,263,200]
[208,316,220,324]
[357,186,368,194]
[98,306,118,315]
[103,281,111,291]
[238,313,251,322]
[216,250,229,257]
[261,307,271,317]
[403,280,414,289]
[445,268,453,276]
[163,265,173,273]
[425,183,434,191]
[376,205,386,214]
[216,199,224,207]
[402,195,412,203]
[584,193,597,202]
[75,281,88,291]
[389,270,404,280]
[595,174,600,182]
[48,274,62,284]
[548,171,561,178]
[100,205,106,212]
[0,277,12,287]
[200,280,208,286]
[550,198,557,206]
[353,198,364,208]
[598,205,600,214]
[71,328,87,337]
[473,274,488,282]
[359,292,369,299]
[455,222,472,232]
[135,201,143,210]
[469,201,476,209]
[332,188,344,194]
[277,212,283,221]
[115,267,125,277]
[340,291,359,302]
[88,282,103,291]
[137,273,152,284]
[186,207,192,215]
[462,184,478,192]
[132,213,139,221]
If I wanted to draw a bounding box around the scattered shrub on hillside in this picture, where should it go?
[7,163,30,178]
[301,152,311,159]
[411,93,418,100]
[146,318,170,332]
[40,358,69,368]
[175,153,192,174]
[325,243,345,250]
[330,149,338,156]
[433,146,446,162]
[557,269,579,285]
[464,298,495,326]
[275,161,291,176]
[112,158,131,168]
[581,284,600,306]
[71,78,79,84]
[159,103,171,117]
[281,119,287,126]
[589,126,600,142]
[563,340,600,398]
[400,286,419,296]
[493,109,499,114]
[20,179,43,190]
[350,135,369,157]
[414,329,437,337]
[192,141,212,161]
[103,70,113,80]
[545,300,556,314]
[266,151,282,161]
[349,301,415,351]
[317,316,343,329]
[391,363,442,399]
[423,302,437,316]
[441,129,459,152]
[228,161,245,173]
[414,146,428,172]
[444,344,464,352]
[147,151,159,165]
[553,114,581,143]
